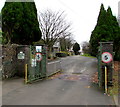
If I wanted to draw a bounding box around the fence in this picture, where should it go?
[47,60,62,76]
[25,45,47,83]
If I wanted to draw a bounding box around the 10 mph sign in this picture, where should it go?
[102,52,112,63]
[35,53,42,61]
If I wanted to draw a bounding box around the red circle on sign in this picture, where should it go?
[102,52,112,63]
[36,53,42,61]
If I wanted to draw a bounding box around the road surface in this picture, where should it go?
[2,56,115,105]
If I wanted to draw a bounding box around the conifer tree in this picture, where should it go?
[2,1,42,44]
[89,4,120,60]
[73,42,80,55]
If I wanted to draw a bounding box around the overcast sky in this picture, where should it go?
[0,0,119,44]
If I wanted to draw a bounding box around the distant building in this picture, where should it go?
[53,41,60,57]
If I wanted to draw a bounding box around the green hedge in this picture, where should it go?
[56,51,70,57]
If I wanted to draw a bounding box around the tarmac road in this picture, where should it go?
[2,56,115,105]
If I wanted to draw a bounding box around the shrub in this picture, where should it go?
[56,52,67,57]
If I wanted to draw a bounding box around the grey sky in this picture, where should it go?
[118,2,120,28]
[0,0,119,44]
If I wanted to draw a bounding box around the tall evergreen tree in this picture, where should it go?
[73,42,80,55]
[2,1,42,44]
[90,4,107,56]
[89,4,120,60]
[97,4,106,26]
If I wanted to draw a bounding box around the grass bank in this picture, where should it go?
[108,61,119,96]
[81,54,96,58]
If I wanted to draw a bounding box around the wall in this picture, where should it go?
[2,44,30,79]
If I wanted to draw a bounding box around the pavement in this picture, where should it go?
[1,56,117,105]
[113,95,119,106]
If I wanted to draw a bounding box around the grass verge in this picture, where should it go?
[108,61,119,96]
[81,54,96,58]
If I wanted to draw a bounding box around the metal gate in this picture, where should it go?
[25,45,47,83]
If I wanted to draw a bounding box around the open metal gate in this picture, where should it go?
[25,45,47,83]
[17,45,62,84]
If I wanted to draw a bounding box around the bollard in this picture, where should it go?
[105,66,107,94]
[25,64,28,84]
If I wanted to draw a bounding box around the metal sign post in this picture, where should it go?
[25,64,28,84]
[105,66,107,94]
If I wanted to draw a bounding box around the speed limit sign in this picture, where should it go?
[35,53,42,61]
[102,52,113,63]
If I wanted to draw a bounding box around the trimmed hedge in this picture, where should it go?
[56,51,70,57]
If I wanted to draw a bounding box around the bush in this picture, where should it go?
[56,52,68,57]
[48,56,51,59]
[81,53,96,58]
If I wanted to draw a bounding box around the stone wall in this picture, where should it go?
[2,44,18,78]
[2,44,30,79]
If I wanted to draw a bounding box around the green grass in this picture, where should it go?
[108,71,118,96]
[81,54,96,58]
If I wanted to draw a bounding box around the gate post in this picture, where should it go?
[98,42,113,90]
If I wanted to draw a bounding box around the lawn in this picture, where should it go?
[81,54,96,58]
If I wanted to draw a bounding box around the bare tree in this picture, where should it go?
[59,34,74,51]
[81,41,90,54]
[38,9,72,53]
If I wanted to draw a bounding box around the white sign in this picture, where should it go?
[31,59,36,67]
[36,46,42,52]
[17,51,25,59]
[102,52,112,63]
[35,53,42,61]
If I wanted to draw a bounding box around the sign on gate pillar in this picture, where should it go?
[102,52,113,63]
[36,46,42,52]
[35,53,42,62]
[17,51,25,59]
